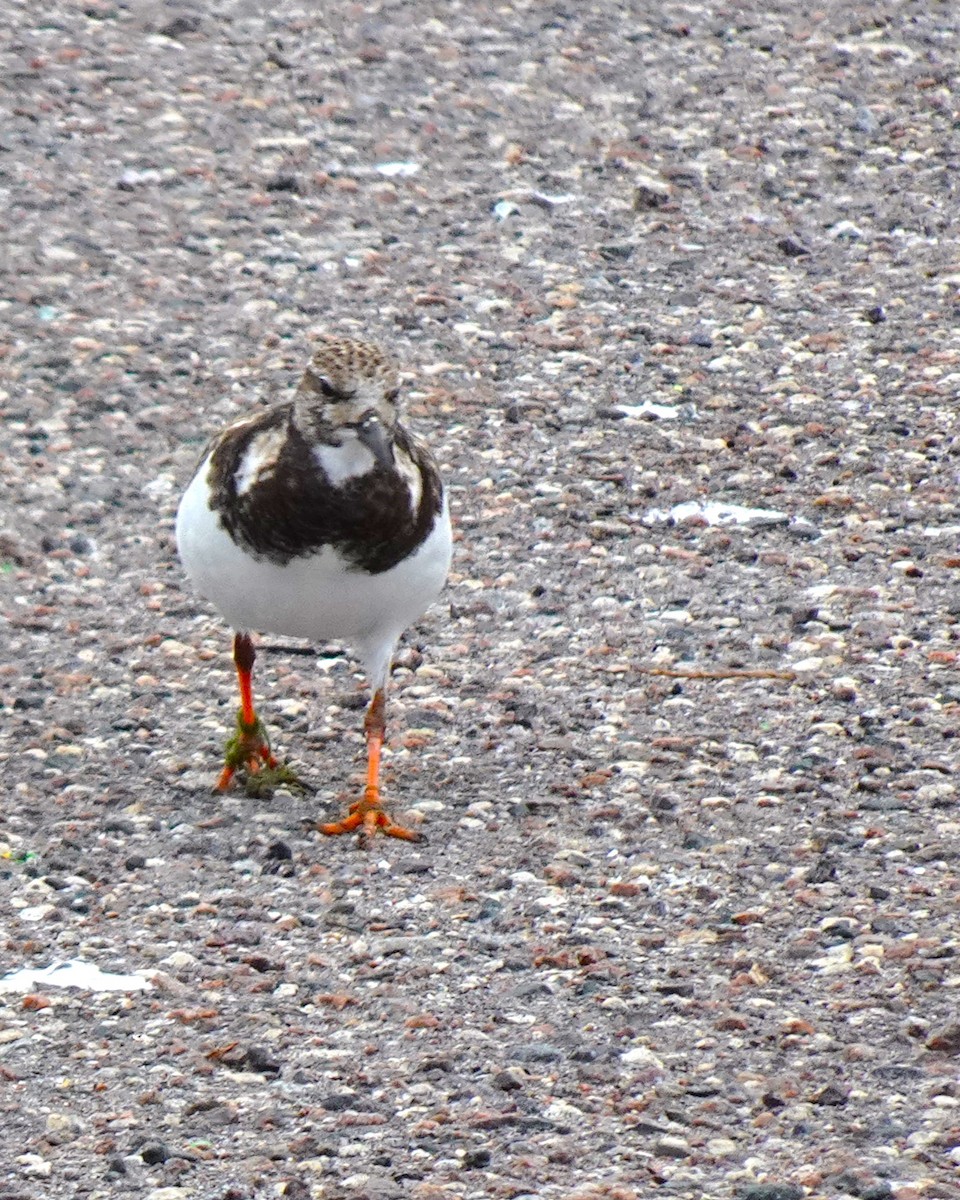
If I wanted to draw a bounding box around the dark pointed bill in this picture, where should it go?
[356,414,394,469]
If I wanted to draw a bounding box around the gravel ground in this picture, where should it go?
[2,2,960,1198]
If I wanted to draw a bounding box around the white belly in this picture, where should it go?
[175,460,452,680]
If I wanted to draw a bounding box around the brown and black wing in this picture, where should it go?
[207,412,444,574]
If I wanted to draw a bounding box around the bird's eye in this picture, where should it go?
[316,376,340,398]
[384,387,399,403]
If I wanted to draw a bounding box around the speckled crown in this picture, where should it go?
[299,334,399,398]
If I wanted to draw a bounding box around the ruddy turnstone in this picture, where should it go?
[175,334,452,844]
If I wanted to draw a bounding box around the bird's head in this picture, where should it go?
[293,334,401,468]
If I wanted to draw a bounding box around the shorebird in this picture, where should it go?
[175,334,452,845]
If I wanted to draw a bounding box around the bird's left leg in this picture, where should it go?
[217,632,302,795]
[319,688,423,845]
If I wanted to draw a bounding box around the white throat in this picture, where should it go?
[313,437,377,485]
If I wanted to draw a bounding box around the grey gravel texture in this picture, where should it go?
[2,2,960,1198]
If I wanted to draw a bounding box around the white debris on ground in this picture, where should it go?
[643,500,790,527]
[615,400,680,420]
[0,959,153,994]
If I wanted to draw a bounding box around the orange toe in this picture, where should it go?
[319,790,423,845]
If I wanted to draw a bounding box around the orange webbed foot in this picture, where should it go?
[318,787,424,848]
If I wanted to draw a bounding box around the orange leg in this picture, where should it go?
[215,632,279,791]
[319,689,423,845]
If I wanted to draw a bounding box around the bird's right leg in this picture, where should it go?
[216,632,295,794]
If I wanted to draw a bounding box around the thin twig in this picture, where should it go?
[634,665,797,681]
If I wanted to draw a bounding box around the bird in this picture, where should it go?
[175,334,452,845]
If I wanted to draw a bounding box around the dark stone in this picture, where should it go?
[805,855,836,884]
[140,1141,170,1165]
[827,1171,865,1196]
[103,818,136,834]
[418,1057,453,1072]
[265,175,301,194]
[633,178,670,208]
[874,1064,922,1080]
[470,898,503,922]
[656,981,695,997]
[599,242,635,260]
[397,858,431,874]
[859,796,909,812]
[512,981,553,999]
[777,235,810,257]
[682,831,716,850]
[243,954,282,973]
[245,1046,281,1076]
[463,1148,492,1168]
[158,15,202,39]
[738,1186,805,1200]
